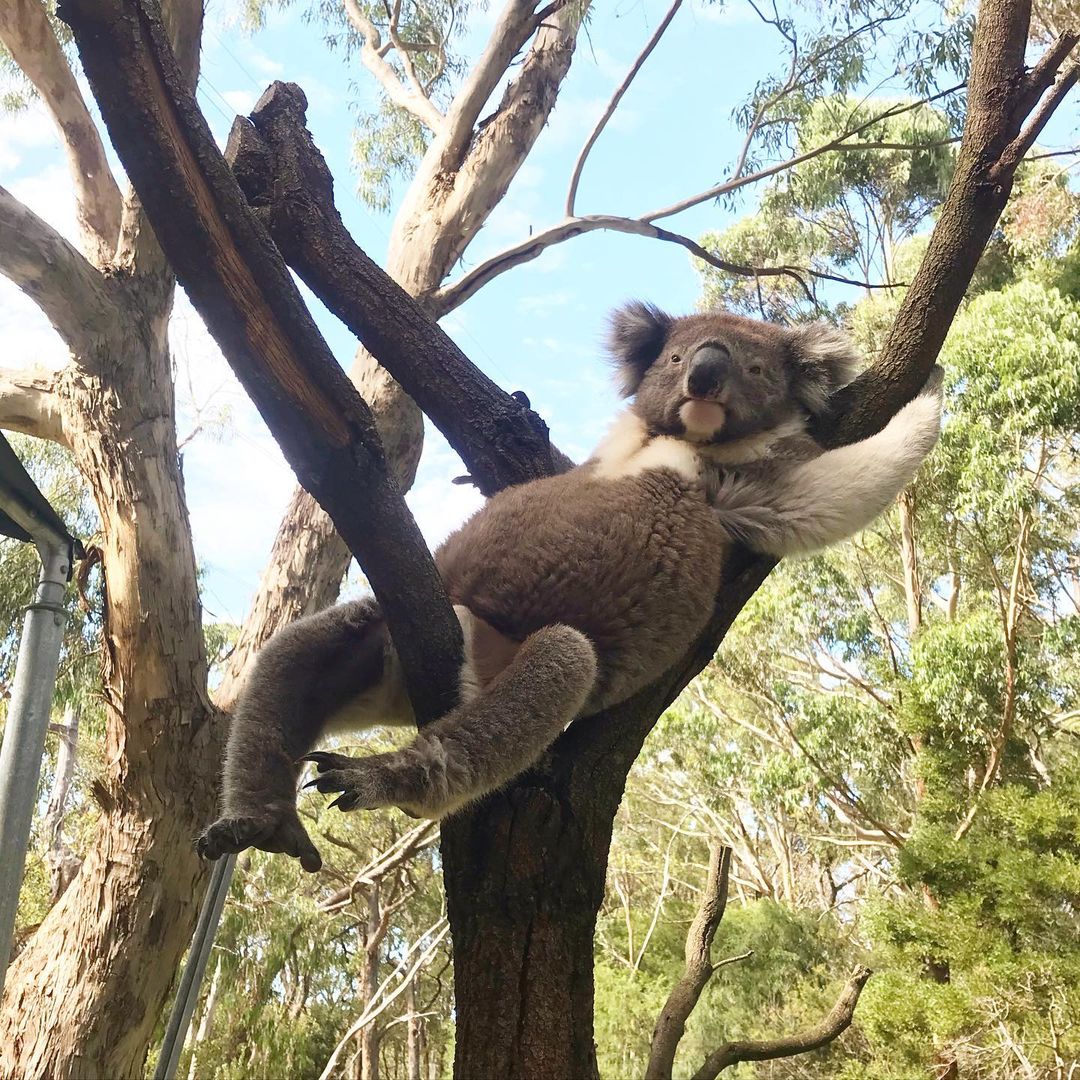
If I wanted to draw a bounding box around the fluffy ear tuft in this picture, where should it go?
[605,301,673,397]
[788,323,861,414]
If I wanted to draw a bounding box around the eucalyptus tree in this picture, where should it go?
[0,0,1072,1075]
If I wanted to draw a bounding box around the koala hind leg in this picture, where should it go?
[197,597,396,872]
[304,623,598,819]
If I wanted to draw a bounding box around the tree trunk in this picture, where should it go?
[0,279,218,1079]
[406,979,422,1080]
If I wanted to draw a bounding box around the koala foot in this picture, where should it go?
[301,750,399,814]
[195,804,322,873]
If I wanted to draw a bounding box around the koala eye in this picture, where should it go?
[748,364,763,375]
[670,353,682,365]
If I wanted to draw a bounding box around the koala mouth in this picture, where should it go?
[679,398,728,439]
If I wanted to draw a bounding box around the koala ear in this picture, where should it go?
[605,301,673,397]
[787,323,861,414]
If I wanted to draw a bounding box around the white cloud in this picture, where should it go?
[7,164,79,248]
[221,89,257,115]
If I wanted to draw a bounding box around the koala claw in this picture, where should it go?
[195,808,322,873]
[302,752,388,813]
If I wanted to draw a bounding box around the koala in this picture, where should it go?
[197,302,942,872]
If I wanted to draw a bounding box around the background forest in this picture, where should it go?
[3,0,1080,1077]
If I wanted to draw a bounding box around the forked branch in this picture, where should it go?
[690,966,873,1078]
[646,843,733,1080]
[343,0,446,132]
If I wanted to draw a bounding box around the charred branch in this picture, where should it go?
[223,82,570,495]
[59,0,461,724]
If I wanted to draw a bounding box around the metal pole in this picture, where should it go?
[154,853,236,1080]
[0,540,71,1001]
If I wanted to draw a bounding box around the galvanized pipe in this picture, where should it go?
[0,540,71,1001]
[154,853,236,1080]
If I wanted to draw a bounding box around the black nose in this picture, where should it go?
[687,344,731,398]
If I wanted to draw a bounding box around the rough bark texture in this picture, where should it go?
[0,274,220,1079]
[690,966,872,1078]
[442,554,774,1080]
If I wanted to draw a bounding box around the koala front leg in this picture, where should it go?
[197,598,394,872]
[303,624,598,819]
[715,368,944,557]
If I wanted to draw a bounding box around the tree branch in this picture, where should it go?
[343,0,445,132]
[436,91,962,309]
[646,844,732,1080]
[435,212,902,312]
[0,0,122,267]
[224,82,570,495]
[0,185,117,351]
[436,0,559,170]
[690,966,873,1078]
[0,367,68,445]
[394,0,585,289]
[60,0,462,724]
[565,0,683,216]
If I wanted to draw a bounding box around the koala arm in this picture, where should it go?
[713,374,943,557]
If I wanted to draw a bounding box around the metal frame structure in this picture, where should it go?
[0,431,80,1002]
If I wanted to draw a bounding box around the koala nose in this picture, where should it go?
[686,344,731,399]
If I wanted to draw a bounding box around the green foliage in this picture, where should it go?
[700,96,956,320]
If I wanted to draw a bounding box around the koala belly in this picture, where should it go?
[434,465,726,709]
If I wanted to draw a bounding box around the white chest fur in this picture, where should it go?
[589,412,702,482]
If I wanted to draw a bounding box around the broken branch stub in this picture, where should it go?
[225,80,571,496]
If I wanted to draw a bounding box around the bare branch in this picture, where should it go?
[435,211,903,312]
[0,367,68,445]
[691,966,872,1078]
[646,844,732,1080]
[343,0,445,132]
[643,85,965,223]
[0,185,116,351]
[0,0,121,266]
[437,91,961,309]
[565,0,683,216]
[436,0,562,168]
[318,919,450,1080]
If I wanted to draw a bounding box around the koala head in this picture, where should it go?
[606,301,859,444]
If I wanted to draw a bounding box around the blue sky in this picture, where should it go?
[1,0,1076,623]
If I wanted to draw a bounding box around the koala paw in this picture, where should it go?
[195,805,322,873]
[300,751,393,813]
